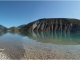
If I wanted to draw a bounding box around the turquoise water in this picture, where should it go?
[0,31,80,59]
[19,31,80,45]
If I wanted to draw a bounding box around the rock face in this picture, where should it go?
[19,18,80,32]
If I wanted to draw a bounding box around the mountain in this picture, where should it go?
[0,24,7,31]
[7,26,19,32]
[18,24,26,28]
[19,18,80,32]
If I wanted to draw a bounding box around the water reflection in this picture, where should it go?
[0,31,80,59]
[0,31,7,36]
[8,31,19,34]
[19,31,80,45]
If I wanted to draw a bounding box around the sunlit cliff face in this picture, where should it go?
[19,18,80,33]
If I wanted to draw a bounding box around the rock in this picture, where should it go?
[19,18,80,32]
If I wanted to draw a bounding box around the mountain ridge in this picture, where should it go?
[19,18,80,32]
[0,18,80,33]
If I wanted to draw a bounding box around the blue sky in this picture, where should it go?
[0,1,80,28]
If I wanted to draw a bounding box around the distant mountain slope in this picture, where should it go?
[19,18,80,32]
[8,26,19,32]
[18,24,26,28]
[0,24,7,31]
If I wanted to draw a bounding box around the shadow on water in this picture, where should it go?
[0,31,25,59]
[19,31,80,45]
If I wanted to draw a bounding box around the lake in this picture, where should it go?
[0,31,80,59]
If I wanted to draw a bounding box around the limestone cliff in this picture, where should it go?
[19,18,80,32]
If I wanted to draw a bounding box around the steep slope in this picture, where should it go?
[19,18,80,32]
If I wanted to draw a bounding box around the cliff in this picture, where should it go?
[19,18,80,32]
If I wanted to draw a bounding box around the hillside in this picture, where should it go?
[19,18,80,32]
[0,24,7,31]
[7,26,19,32]
[17,24,26,28]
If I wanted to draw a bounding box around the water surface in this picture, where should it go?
[0,31,80,59]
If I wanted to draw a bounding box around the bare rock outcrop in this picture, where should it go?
[19,18,80,32]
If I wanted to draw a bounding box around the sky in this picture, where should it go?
[0,1,80,28]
